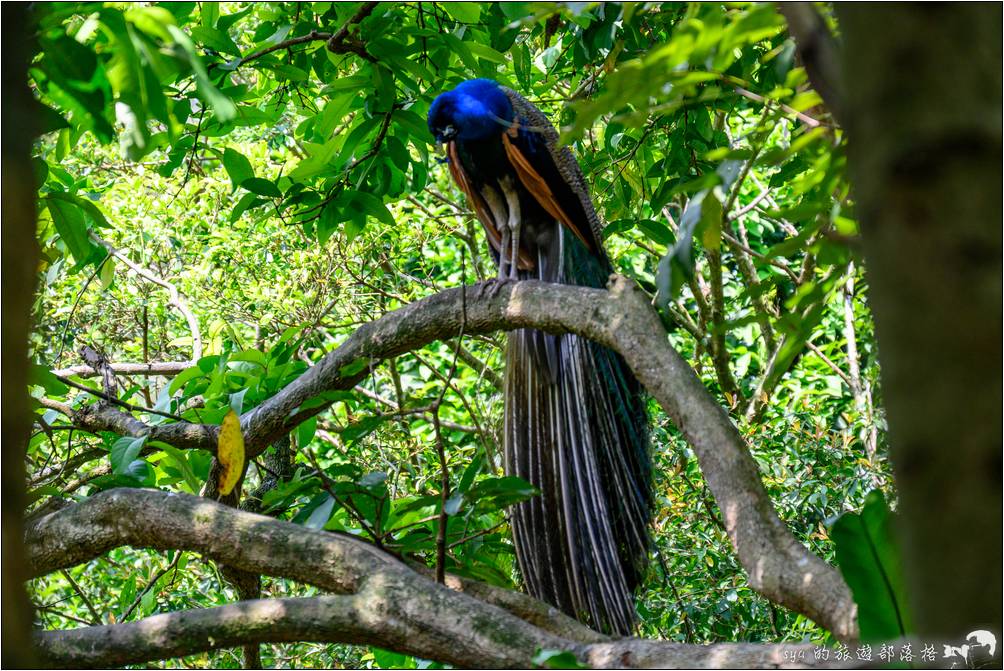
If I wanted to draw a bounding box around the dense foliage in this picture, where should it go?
[26,2,891,667]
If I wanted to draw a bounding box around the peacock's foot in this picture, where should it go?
[471,277,518,300]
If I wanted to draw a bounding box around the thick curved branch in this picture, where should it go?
[26,489,834,669]
[33,596,831,669]
[44,279,856,637]
[250,278,857,637]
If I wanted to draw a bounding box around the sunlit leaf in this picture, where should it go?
[217,409,245,496]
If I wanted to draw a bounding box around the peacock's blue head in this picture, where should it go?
[427,79,514,143]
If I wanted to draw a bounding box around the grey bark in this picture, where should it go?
[34,278,857,640]
[26,489,844,669]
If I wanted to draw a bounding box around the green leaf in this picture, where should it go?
[118,573,137,614]
[98,257,116,290]
[223,147,255,190]
[37,102,71,134]
[51,190,112,229]
[230,192,260,222]
[241,177,282,198]
[831,489,912,641]
[636,219,674,246]
[126,6,178,42]
[467,475,538,508]
[655,190,704,307]
[458,454,483,493]
[305,494,336,530]
[358,471,387,488]
[271,63,309,82]
[466,42,506,63]
[443,492,463,516]
[165,24,237,122]
[156,442,202,493]
[201,2,219,28]
[190,25,241,56]
[140,582,158,616]
[26,485,63,506]
[229,387,248,413]
[444,2,481,23]
[345,190,396,227]
[339,415,387,445]
[111,435,149,475]
[338,357,370,377]
[531,649,588,669]
[296,416,317,448]
[168,364,205,395]
[29,364,69,396]
[288,137,341,181]
[292,491,330,525]
[371,647,416,669]
[47,196,97,265]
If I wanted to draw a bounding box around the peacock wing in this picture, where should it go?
[500,87,608,263]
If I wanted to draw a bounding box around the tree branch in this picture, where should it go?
[26,489,838,669]
[29,278,858,640]
[325,2,380,61]
[237,30,332,67]
[51,360,190,378]
[778,3,845,124]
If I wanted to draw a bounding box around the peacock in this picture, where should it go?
[427,78,652,635]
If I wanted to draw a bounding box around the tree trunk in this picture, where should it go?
[1,2,41,665]
[836,3,1002,640]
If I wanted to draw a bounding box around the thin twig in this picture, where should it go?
[55,253,111,362]
[432,251,468,584]
[304,449,381,545]
[167,106,206,207]
[238,30,332,67]
[54,374,187,422]
[52,360,190,378]
[447,520,506,549]
[60,569,103,625]
[432,411,449,584]
[804,340,853,389]
[344,111,393,172]
[326,2,380,57]
[120,552,183,622]
[93,235,202,360]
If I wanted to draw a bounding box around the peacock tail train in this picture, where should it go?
[505,238,651,635]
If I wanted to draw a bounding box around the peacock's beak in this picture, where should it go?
[440,124,457,142]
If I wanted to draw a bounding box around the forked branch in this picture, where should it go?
[37,278,858,641]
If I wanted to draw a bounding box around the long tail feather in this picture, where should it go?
[505,230,651,636]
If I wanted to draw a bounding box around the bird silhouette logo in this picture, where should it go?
[943,630,997,668]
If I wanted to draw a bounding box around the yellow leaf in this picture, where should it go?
[217,409,245,496]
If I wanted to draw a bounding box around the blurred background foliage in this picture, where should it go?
[26,2,891,667]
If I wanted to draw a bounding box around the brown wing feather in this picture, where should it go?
[502,131,594,252]
[501,87,607,261]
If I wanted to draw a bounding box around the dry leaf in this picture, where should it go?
[217,408,245,496]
